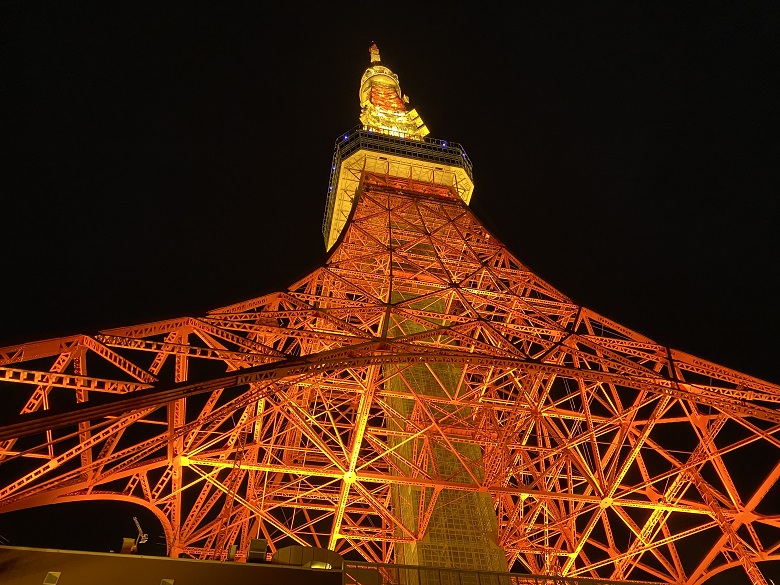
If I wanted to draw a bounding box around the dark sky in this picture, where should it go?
[3,3,779,382]
[1,0,779,573]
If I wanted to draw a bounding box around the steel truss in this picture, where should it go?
[1,173,779,584]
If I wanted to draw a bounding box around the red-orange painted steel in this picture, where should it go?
[1,176,779,584]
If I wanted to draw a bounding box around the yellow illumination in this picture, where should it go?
[359,44,429,139]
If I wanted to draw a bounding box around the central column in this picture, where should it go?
[373,177,507,579]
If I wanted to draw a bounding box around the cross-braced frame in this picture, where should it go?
[1,168,779,584]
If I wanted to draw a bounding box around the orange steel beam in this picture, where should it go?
[4,344,778,444]
[1,175,779,582]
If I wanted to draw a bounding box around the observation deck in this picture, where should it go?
[322,126,474,250]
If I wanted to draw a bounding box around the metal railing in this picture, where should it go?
[343,562,661,585]
[322,127,473,240]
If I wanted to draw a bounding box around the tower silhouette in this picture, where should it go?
[1,44,779,584]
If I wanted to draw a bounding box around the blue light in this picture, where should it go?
[442,141,447,147]
[329,186,333,191]
[343,134,348,140]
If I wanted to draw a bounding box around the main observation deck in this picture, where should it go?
[322,127,474,250]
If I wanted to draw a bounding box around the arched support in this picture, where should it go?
[53,493,174,556]
[692,555,780,585]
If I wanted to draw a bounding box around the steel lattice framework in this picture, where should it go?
[1,46,779,585]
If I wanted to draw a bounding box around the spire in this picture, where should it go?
[359,44,429,139]
[369,42,381,63]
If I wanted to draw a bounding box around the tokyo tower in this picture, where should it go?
[1,44,779,584]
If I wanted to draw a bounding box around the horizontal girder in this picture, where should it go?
[1,179,778,584]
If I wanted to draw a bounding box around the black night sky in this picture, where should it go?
[1,2,779,580]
